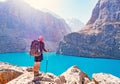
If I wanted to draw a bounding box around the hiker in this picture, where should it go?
[30,36,49,76]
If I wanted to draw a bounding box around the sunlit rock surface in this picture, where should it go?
[0,62,120,84]
[92,73,120,84]
[57,0,120,59]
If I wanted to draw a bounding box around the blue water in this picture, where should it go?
[0,52,120,78]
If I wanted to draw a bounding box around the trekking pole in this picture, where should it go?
[45,52,48,73]
[45,40,49,73]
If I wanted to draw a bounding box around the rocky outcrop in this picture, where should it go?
[0,62,27,84]
[0,0,70,53]
[7,66,90,84]
[57,0,120,59]
[92,73,120,84]
[0,62,120,84]
[61,66,90,84]
[0,69,23,84]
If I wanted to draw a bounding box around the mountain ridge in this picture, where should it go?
[57,0,120,59]
[0,0,71,53]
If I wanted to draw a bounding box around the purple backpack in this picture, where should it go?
[30,40,41,56]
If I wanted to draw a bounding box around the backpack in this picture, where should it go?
[30,40,41,56]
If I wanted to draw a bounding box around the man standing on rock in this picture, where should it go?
[30,36,49,76]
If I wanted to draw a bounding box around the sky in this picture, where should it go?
[24,0,98,24]
[0,0,6,2]
[0,0,98,24]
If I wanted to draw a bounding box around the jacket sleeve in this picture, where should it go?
[43,42,47,52]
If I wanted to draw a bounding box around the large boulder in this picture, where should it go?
[60,66,90,84]
[92,73,120,84]
[0,69,23,84]
[0,62,26,84]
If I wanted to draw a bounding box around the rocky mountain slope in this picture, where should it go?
[57,0,120,59]
[65,18,84,32]
[0,0,70,53]
[0,62,120,84]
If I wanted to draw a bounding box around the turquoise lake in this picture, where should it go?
[0,52,120,78]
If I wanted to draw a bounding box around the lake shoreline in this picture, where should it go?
[0,52,120,78]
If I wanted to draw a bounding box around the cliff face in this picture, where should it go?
[0,0,70,53]
[87,0,120,25]
[57,0,120,59]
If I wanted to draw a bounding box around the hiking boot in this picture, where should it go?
[32,79,41,84]
[32,76,43,83]
[34,71,39,76]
